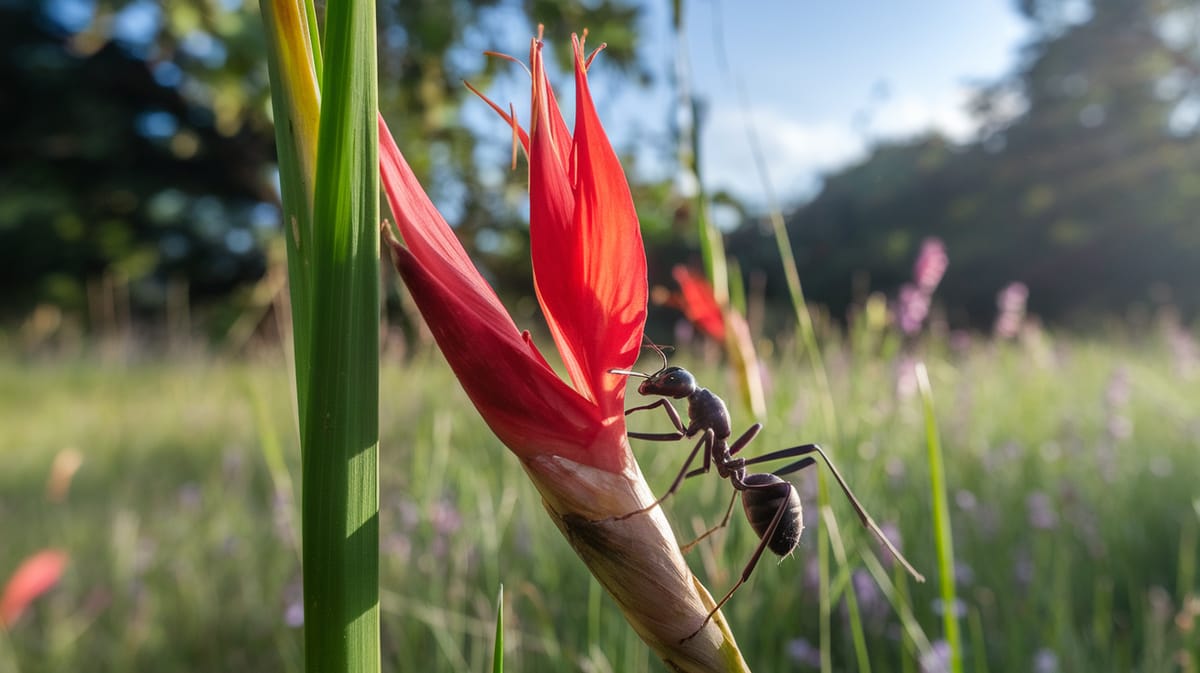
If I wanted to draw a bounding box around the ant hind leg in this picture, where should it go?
[679,490,738,554]
[681,479,792,643]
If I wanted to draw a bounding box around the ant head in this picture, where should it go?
[637,366,696,399]
[607,341,695,399]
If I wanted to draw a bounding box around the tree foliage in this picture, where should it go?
[732,0,1200,327]
[0,0,646,325]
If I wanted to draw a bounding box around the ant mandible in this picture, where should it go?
[607,345,925,642]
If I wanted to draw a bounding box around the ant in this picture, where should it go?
[607,345,924,642]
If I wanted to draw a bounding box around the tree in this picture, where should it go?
[738,0,1200,327]
[0,0,648,327]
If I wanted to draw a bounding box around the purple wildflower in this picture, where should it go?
[1033,648,1059,673]
[931,597,967,618]
[920,640,952,673]
[914,238,949,293]
[1027,491,1058,530]
[851,569,887,621]
[994,282,1029,339]
[893,237,949,336]
[896,283,932,335]
[787,637,822,668]
[283,579,304,628]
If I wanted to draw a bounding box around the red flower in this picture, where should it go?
[380,33,753,669]
[670,265,727,342]
[1,549,68,627]
[379,33,646,475]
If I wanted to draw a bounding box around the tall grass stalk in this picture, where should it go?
[492,585,504,673]
[915,362,963,673]
[861,552,933,657]
[823,507,871,673]
[697,5,865,666]
[260,0,380,669]
[720,44,846,673]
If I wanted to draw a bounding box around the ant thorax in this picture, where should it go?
[686,387,732,440]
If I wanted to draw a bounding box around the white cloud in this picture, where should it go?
[869,86,977,142]
[700,86,978,205]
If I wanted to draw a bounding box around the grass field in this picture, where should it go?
[2,329,1199,672]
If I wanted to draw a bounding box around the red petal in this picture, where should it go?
[528,43,588,402]
[672,266,727,342]
[389,244,625,472]
[2,549,68,626]
[379,115,626,473]
[379,115,508,321]
[531,37,574,177]
[529,36,647,418]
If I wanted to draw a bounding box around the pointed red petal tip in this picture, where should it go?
[379,34,647,474]
[528,33,647,419]
[672,266,727,342]
[1,549,68,627]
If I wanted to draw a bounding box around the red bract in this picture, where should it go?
[671,265,727,342]
[1,549,68,627]
[379,34,646,475]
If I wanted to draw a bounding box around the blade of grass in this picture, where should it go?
[247,380,299,557]
[823,505,871,673]
[1178,507,1197,603]
[968,606,990,673]
[704,4,847,663]
[915,361,963,673]
[302,3,381,670]
[587,575,601,652]
[492,584,504,673]
[861,551,933,658]
[262,0,382,666]
[259,0,321,434]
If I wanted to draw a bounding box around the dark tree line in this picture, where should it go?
[0,0,646,327]
[3,0,1197,333]
[730,0,1200,327]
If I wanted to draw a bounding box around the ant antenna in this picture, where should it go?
[609,338,673,378]
[642,339,671,372]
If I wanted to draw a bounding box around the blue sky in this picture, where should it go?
[593,1,1031,209]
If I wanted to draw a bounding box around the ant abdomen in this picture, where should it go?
[741,474,803,556]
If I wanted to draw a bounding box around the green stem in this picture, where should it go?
[292,0,380,667]
[915,362,962,673]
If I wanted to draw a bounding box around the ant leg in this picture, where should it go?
[681,477,794,643]
[625,398,687,442]
[679,490,738,555]
[726,423,764,457]
[770,457,816,477]
[673,426,767,550]
[764,444,926,583]
[739,443,821,473]
[601,430,714,523]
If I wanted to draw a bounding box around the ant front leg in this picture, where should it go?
[624,398,687,442]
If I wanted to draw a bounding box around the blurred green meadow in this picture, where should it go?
[3,325,1199,672]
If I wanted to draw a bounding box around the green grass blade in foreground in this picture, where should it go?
[258,0,321,430]
[301,0,380,668]
[492,585,504,673]
[823,506,872,673]
[861,552,933,658]
[915,362,963,673]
